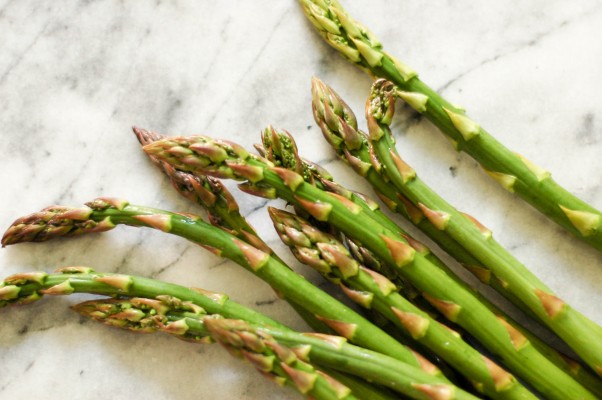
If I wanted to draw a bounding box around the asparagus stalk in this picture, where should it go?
[364,78,602,376]
[299,0,602,255]
[0,270,473,400]
[78,298,474,400]
[142,134,599,399]
[311,76,602,395]
[1,198,432,373]
[75,296,400,400]
[271,206,541,400]
[76,299,357,400]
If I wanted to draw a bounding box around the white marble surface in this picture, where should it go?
[1,1,602,399]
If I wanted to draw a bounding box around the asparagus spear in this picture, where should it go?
[1,198,432,373]
[270,206,538,400]
[0,270,473,400]
[75,298,473,400]
[299,0,602,255]
[311,76,602,394]
[364,78,602,376]
[142,134,599,399]
[75,296,400,400]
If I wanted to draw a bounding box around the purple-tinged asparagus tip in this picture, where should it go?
[231,237,270,272]
[379,234,415,267]
[280,362,317,395]
[133,214,172,233]
[483,356,515,391]
[94,275,133,291]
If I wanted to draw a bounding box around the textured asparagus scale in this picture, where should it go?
[300,0,602,254]
[0,271,394,400]
[1,271,470,400]
[311,76,602,395]
[143,134,599,400]
[0,268,288,329]
[271,207,538,400]
[366,78,602,376]
[1,199,429,372]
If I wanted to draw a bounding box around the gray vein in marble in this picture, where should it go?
[437,4,602,92]
[255,297,277,306]
[576,113,598,145]
[0,21,49,86]
[150,245,193,278]
[204,5,293,130]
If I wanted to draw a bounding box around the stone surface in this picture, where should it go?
[1,1,601,398]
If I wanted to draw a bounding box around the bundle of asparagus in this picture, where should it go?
[2,2,601,399]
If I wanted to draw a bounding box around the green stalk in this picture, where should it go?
[73,296,475,400]
[134,127,338,336]
[270,207,537,400]
[260,127,470,389]
[76,297,401,400]
[1,199,431,373]
[311,77,602,395]
[133,127,264,246]
[299,0,602,255]
[0,271,472,400]
[365,78,602,376]
[136,128,402,396]
[142,134,598,399]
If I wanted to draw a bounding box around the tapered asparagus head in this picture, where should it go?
[300,0,383,69]
[143,136,270,183]
[73,296,212,342]
[0,268,95,307]
[311,77,365,154]
[261,126,304,175]
[269,207,359,280]
[205,317,352,397]
[0,199,126,246]
[366,79,397,132]
[73,297,171,333]
[132,126,165,146]
[133,127,245,229]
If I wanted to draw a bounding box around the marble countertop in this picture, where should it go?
[1,1,602,399]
